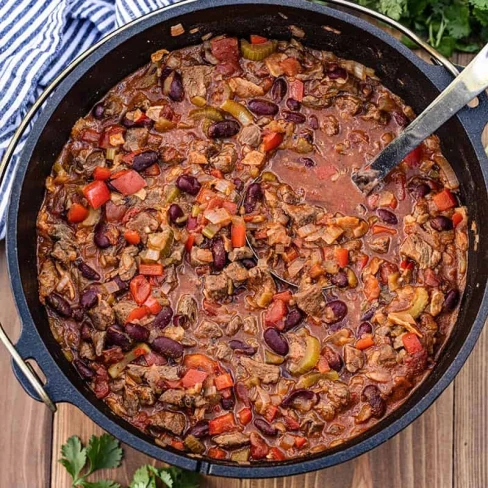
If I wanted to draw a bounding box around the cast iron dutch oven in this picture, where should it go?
[3,0,488,478]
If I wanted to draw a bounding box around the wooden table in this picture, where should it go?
[1,49,487,487]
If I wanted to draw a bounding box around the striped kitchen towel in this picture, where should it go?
[0,0,181,239]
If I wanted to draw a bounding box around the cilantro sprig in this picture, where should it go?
[354,0,488,56]
[59,435,200,488]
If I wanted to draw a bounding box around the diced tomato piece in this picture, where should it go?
[452,212,463,228]
[335,247,349,267]
[262,131,283,152]
[283,247,299,263]
[67,203,89,223]
[210,168,224,179]
[181,369,209,388]
[209,413,237,435]
[143,296,162,315]
[404,146,422,167]
[139,263,164,276]
[144,163,160,176]
[264,405,278,423]
[93,166,111,181]
[250,34,268,44]
[171,440,184,451]
[99,125,125,149]
[183,354,218,373]
[402,333,423,354]
[207,197,224,210]
[280,57,303,77]
[83,180,111,209]
[433,189,457,211]
[356,336,375,350]
[238,407,252,426]
[105,201,127,222]
[273,290,292,303]
[214,373,234,391]
[358,254,369,270]
[268,447,286,461]
[210,37,240,63]
[144,351,166,366]
[93,378,110,399]
[363,275,380,301]
[80,128,101,143]
[294,436,307,449]
[124,229,141,245]
[185,234,196,252]
[130,275,152,305]
[289,79,304,101]
[250,432,269,460]
[125,306,148,324]
[265,299,288,328]
[222,200,238,215]
[208,447,227,459]
[110,169,147,196]
[231,220,246,247]
[284,415,300,430]
[371,224,397,235]
[400,259,415,270]
[197,188,218,204]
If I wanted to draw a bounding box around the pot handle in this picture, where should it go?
[0,319,57,412]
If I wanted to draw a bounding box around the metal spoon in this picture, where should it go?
[352,42,488,193]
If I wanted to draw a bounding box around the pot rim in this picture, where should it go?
[6,0,488,478]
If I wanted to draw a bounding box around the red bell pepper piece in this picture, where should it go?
[402,333,423,354]
[433,189,457,211]
[138,263,164,276]
[262,131,283,152]
[130,275,151,306]
[83,180,111,209]
[110,169,147,196]
[209,413,237,435]
[67,203,88,223]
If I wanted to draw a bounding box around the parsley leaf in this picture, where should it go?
[59,436,87,483]
[85,434,123,475]
[79,481,121,488]
[129,466,157,488]
[470,0,488,10]
[379,0,406,20]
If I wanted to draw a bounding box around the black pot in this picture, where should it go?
[5,0,488,478]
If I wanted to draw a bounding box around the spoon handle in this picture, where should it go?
[353,43,488,193]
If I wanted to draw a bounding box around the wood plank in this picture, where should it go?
[0,243,53,487]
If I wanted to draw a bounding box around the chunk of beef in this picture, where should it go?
[92,331,107,356]
[195,320,223,339]
[400,234,441,269]
[344,345,364,373]
[277,184,300,204]
[210,143,237,174]
[226,315,243,336]
[228,77,264,97]
[335,95,362,116]
[238,124,262,147]
[126,210,159,239]
[160,389,196,408]
[228,246,253,262]
[211,341,233,361]
[247,266,277,298]
[83,150,106,174]
[191,247,213,266]
[203,273,229,300]
[294,284,325,319]
[370,236,390,254]
[240,357,280,384]
[213,432,250,447]
[149,410,186,435]
[224,262,249,286]
[123,128,149,152]
[320,115,339,136]
[39,259,58,298]
[88,300,115,330]
[133,384,155,406]
[180,65,213,99]
[51,239,77,265]
[282,203,319,227]
[118,247,138,281]
[113,301,135,325]
[241,150,266,167]
[176,294,198,328]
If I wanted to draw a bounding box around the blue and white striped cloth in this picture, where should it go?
[0,0,180,238]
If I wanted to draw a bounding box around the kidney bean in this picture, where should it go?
[360,307,375,322]
[283,110,306,124]
[408,181,431,199]
[235,381,250,406]
[186,216,198,230]
[325,300,348,324]
[357,322,373,338]
[328,66,347,79]
[248,99,279,116]
[211,237,227,271]
[271,77,287,102]
[332,270,348,288]
[152,336,183,358]
[77,261,100,281]
[132,150,159,172]
[176,174,201,196]
[94,222,111,249]
[125,323,150,342]
[361,384,386,418]
[46,292,72,317]
[229,340,257,355]
[122,114,153,128]
[443,289,460,312]
[160,66,173,83]
[283,308,304,331]
[92,103,105,119]
[106,326,132,351]
[322,345,343,371]
[379,261,399,285]
[286,98,301,111]
[74,359,95,379]
[298,157,315,168]
[244,182,263,213]
[430,216,453,231]
[113,275,129,292]
[80,289,98,309]
[208,120,240,139]
[241,258,257,269]
[168,203,185,226]
[221,396,235,410]
[309,114,319,130]
[233,178,244,191]
[377,208,398,225]
[153,306,174,329]
[263,328,289,356]
[393,111,408,127]
[188,420,209,438]
[254,418,278,436]
[169,71,184,102]
[72,308,84,322]
[282,388,317,407]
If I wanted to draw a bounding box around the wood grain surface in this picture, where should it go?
[0,47,486,487]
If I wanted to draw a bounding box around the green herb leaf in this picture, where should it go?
[79,480,121,488]
[378,0,407,20]
[445,3,471,39]
[166,466,200,488]
[470,0,488,10]
[85,434,123,475]
[59,436,87,483]
[129,466,157,488]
